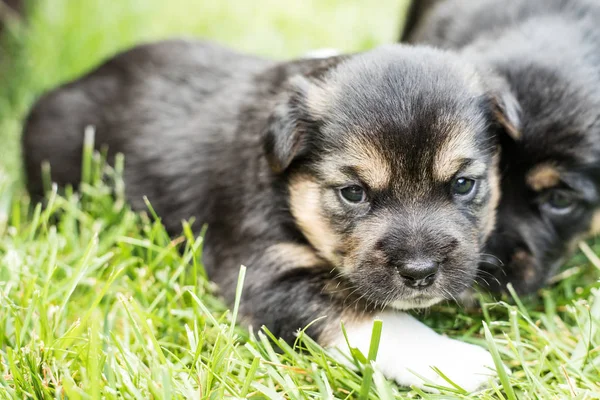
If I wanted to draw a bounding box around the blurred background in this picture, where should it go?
[0,0,409,187]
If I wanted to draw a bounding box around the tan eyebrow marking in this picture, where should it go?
[433,123,478,181]
[343,137,392,190]
[433,155,487,185]
[526,163,561,191]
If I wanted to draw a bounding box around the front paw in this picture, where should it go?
[331,312,509,393]
[383,338,503,392]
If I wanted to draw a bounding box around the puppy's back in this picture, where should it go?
[22,39,268,200]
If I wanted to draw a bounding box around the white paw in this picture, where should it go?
[329,311,509,393]
[390,337,500,392]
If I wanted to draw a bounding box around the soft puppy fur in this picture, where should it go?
[23,40,514,390]
[402,0,600,294]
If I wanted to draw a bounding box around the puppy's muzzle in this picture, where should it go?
[377,221,458,290]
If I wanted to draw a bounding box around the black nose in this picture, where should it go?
[397,260,439,288]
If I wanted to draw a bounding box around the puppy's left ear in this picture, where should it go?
[483,73,521,141]
[263,76,315,173]
[491,89,521,141]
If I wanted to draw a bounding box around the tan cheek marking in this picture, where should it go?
[526,163,560,191]
[512,250,537,281]
[522,266,537,282]
[264,243,324,272]
[512,250,528,263]
[289,175,339,264]
[432,124,477,181]
[482,152,501,239]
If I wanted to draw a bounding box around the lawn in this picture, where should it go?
[1,1,600,399]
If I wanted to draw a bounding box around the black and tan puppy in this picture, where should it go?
[23,40,515,390]
[402,0,600,294]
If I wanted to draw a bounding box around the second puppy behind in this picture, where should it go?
[403,0,600,294]
[23,40,516,391]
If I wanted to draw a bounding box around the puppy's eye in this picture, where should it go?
[339,185,366,204]
[451,177,476,197]
[545,190,575,212]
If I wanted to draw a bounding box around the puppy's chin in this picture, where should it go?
[389,296,443,310]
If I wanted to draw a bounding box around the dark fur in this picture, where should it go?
[0,0,23,32]
[23,39,512,343]
[398,0,439,42]
[402,0,600,294]
[1,0,22,16]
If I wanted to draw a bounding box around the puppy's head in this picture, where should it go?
[464,22,600,294]
[477,55,600,294]
[264,45,517,309]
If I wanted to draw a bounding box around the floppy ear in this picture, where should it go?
[491,88,521,141]
[263,76,314,173]
[481,70,521,141]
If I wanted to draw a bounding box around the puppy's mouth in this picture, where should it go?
[345,260,476,311]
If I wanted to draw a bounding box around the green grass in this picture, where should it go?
[1,1,600,398]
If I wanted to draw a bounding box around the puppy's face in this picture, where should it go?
[265,46,515,309]
[480,61,600,294]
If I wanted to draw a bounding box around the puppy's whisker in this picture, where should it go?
[351,292,369,309]
[479,253,504,267]
[476,275,491,287]
[475,269,502,287]
[341,287,362,307]
[441,287,458,303]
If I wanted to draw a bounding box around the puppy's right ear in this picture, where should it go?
[263,76,314,174]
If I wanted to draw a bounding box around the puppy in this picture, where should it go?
[22,39,516,390]
[402,0,600,294]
